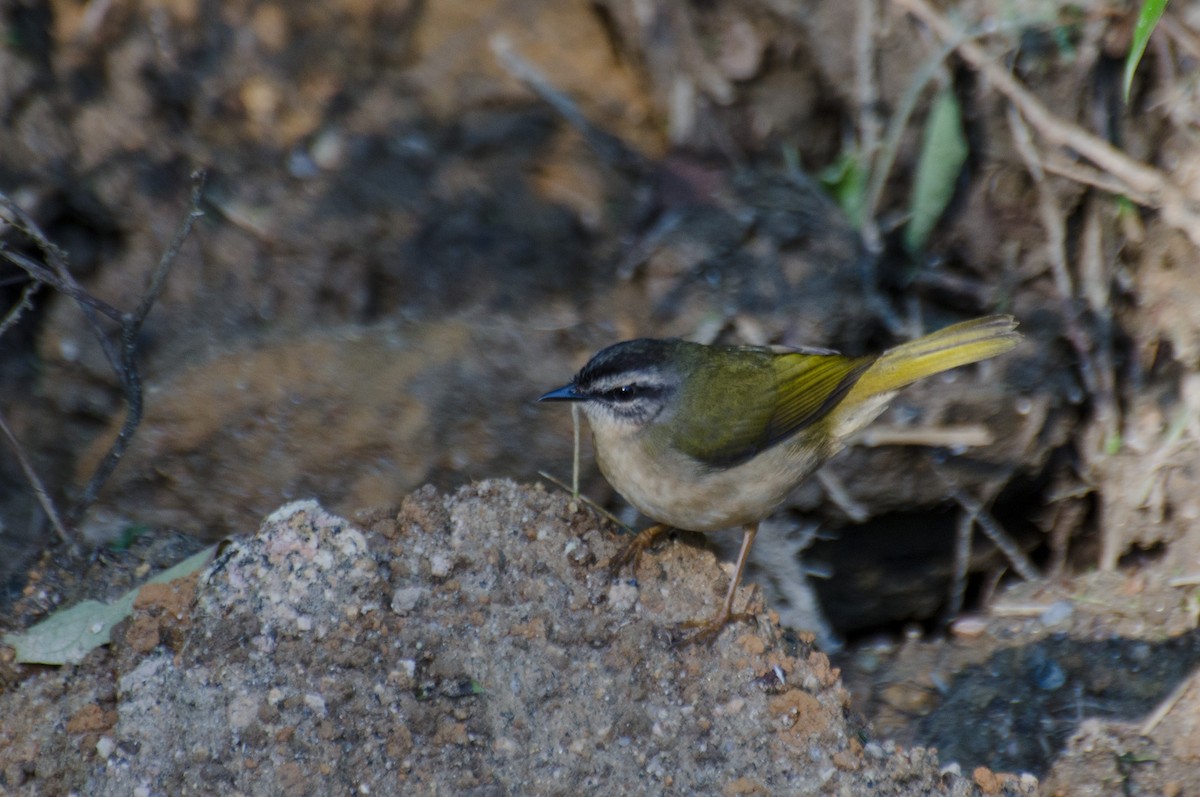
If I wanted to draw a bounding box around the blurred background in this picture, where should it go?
[3,0,1200,781]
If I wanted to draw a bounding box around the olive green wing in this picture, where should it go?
[763,351,876,447]
[673,348,875,468]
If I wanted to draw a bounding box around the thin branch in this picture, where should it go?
[816,469,870,523]
[0,407,74,548]
[891,0,1200,249]
[68,170,208,522]
[537,470,633,534]
[129,171,208,338]
[1140,672,1195,736]
[0,279,42,338]
[943,504,974,621]
[0,170,207,540]
[862,19,987,229]
[1006,91,1125,567]
[1006,106,1116,441]
[1041,154,1155,206]
[854,0,884,255]
[571,403,581,498]
[854,423,993,448]
[490,33,645,174]
[949,486,1040,582]
[0,194,126,377]
[1078,198,1119,445]
[0,246,125,323]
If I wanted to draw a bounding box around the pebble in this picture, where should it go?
[607,581,638,612]
[1032,658,1067,691]
[391,587,428,615]
[310,129,345,171]
[1038,600,1074,628]
[303,693,327,715]
[951,615,989,638]
[430,554,452,578]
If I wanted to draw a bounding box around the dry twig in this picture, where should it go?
[854,424,993,448]
[891,0,1200,249]
[0,280,41,338]
[1140,672,1195,736]
[854,0,884,256]
[0,169,207,539]
[0,409,72,547]
[490,33,644,175]
[944,503,975,620]
[948,484,1040,582]
[537,470,632,534]
[71,171,208,521]
[816,470,870,523]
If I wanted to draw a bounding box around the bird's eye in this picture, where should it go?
[611,384,640,401]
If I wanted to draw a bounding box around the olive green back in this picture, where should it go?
[670,346,874,468]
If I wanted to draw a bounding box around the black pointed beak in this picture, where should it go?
[538,384,585,402]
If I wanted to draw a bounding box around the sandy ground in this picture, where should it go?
[0,482,1041,795]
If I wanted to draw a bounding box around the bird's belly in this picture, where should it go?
[595,436,826,532]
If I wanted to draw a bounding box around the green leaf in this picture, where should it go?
[110,524,150,551]
[905,88,968,253]
[818,150,868,229]
[2,544,217,665]
[142,545,218,588]
[1124,0,1169,103]
[2,599,134,666]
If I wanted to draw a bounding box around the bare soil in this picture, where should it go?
[0,484,1044,795]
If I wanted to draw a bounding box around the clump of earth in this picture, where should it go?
[0,481,1041,795]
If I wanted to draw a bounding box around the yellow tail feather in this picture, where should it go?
[848,315,1021,402]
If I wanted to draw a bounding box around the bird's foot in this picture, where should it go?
[607,523,673,580]
[672,608,755,647]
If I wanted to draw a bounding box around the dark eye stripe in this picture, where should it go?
[606,385,639,401]
[603,384,665,402]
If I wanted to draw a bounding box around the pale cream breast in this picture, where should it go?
[591,427,824,531]
[584,388,899,532]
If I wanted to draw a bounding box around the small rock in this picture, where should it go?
[391,586,428,615]
[310,129,345,171]
[429,554,452,578]
[1031,657,1067,691]
[303,693,327,716]
[973,765,1002,794]
[1038,600,1074,628]
[950,615,989,638]
[607,580,638,612]
[96,736,117,758]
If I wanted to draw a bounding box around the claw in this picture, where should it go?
[607,523,673,580]
[673,609,755,647]
[671,520,760,646]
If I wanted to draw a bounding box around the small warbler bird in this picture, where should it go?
[540,314,1021,644]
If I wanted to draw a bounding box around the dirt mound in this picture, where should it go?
[0,482,1036,795]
